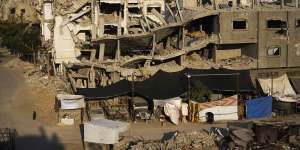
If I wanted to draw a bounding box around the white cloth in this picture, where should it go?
[57,94,85,109]
[258,74,296,97]
[153,97,182,125]
[84,119,129,144]
[181,103,188,116]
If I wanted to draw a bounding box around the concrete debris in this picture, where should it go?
[128,130,217,150]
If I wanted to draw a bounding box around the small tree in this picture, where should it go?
[190,80,212,103]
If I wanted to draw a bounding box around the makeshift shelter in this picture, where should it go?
[198,95,238,122]
[245,96,272,119]
[185,68,255,92]
[258,74,296,97]
[56,94,85,125]
[153,97,182,125]
[84,119,129,144]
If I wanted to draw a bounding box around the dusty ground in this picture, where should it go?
[0,49,83,150]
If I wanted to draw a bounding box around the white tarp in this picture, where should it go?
[57,94,85,109]
[258,74,296,97]
[199,106,238,122]
[181,103,188,116]
[153,97,182,125]
[84,119,129,144]
[276,95,300,103]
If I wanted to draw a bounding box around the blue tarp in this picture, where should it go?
[246,96,272,119]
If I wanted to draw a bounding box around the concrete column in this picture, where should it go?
[281,0,284,9]
[115,39,121,60]
[179,54,186,66]
[123,0,129,34]
[296,0,299,8]
[90,49,96,61]
[98,43,105,62]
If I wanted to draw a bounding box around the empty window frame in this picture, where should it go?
[267,19,286,29]
[267,46,281,56]
[232,19,247,30]
[296,19,300,27]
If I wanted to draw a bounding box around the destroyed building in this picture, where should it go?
[39,0,300,86]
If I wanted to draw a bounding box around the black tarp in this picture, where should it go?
[76,80,131,100]
[76,68,256,100]
[184,68,255,92]
[135,70,187,99]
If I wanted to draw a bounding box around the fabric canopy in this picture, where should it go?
[76,80,131,100]
[135,70,187,99]
[185,68,255,92]
[76,68,255,100]
[245,96,272,119]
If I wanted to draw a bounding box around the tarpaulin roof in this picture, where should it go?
[135,70,187,99]
[184,68,255,92]
[76,80,131,100]
[76,68,256,100]
[245,96,272,119]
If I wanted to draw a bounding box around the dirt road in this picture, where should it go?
[0,56,83,150]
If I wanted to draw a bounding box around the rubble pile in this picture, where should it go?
[219,55,257,69]
[128,130,217,150]
[185,53,257,70]
[3,58,71,94]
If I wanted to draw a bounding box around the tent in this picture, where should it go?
[245,96,272,119]
[198,95,239,122]
[258,74,296,97]
[185,68,255,92]
[76,68,255,100]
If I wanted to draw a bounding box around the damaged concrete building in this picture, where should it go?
[40,0,300,87]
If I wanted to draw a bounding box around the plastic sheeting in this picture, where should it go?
[84,119,129,144]
[246,96,272,119]
[57,94,85,109]
[258,74,296,97]
[153,97,182,125]
[199,106,238,122]
[198,95,238,122]
[77,68,255,100]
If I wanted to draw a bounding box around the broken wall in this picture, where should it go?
[287,10,300,67]
[219,11,257,44]
[258,10,288,68]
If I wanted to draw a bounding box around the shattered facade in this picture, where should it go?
[39,0,300,87]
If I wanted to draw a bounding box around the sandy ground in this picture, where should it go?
[0,52,83,150]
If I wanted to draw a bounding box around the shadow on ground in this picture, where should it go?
[1,126,65,150]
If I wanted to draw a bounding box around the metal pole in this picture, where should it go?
[271,72,274,95]
[187,74,191,121]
